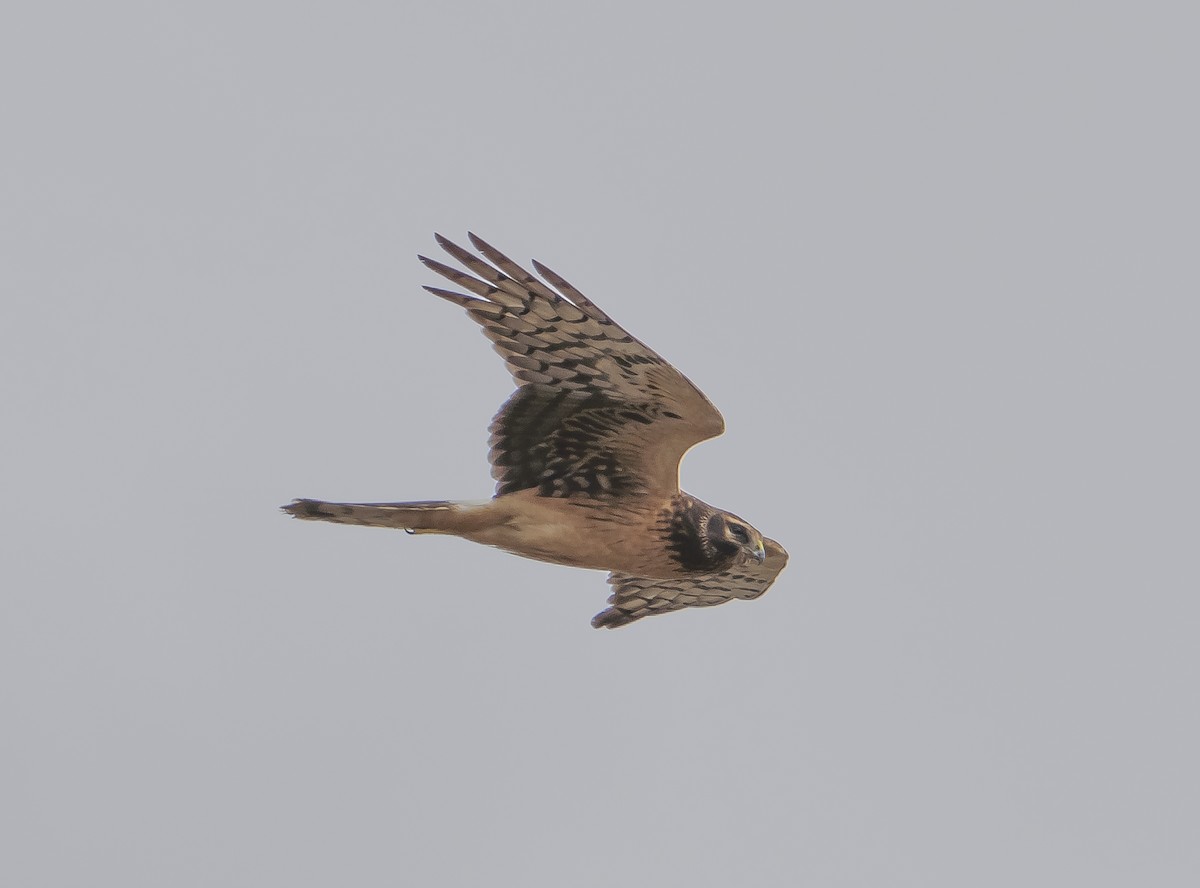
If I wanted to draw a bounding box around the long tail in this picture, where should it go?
[282,498,474,534]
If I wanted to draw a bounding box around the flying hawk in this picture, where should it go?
[284,234,788,628]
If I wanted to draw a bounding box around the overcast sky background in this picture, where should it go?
[3,2,1198,885]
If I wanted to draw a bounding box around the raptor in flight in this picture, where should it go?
[284,234,788,628]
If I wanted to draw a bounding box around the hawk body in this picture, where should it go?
[285,233,788,628]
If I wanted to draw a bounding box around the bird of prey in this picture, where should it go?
[284,233,788,628]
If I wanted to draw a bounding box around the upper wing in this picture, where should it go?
[592,537,789,629]
[420,234,724,498]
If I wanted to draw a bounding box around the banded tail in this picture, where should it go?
[282,499,469,534]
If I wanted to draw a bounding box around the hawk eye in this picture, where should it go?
[728,524,749,544]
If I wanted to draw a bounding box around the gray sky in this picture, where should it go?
[3,2,1198,885]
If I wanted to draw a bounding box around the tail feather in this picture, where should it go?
[282,499,463,533]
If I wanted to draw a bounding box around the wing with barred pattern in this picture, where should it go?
[592,538,789,628]
[420,234,724,498]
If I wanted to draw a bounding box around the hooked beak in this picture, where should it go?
[750,540,766,564]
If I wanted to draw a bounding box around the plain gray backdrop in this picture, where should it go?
[3,1,1197,885]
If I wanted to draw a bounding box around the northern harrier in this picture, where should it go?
[284,234,788,628]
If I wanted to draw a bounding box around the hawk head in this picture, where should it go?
[705,511,767,565]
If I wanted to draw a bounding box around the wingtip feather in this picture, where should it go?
[590,609,623,629]
[466,230,493,254]
[421,285,475,306]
